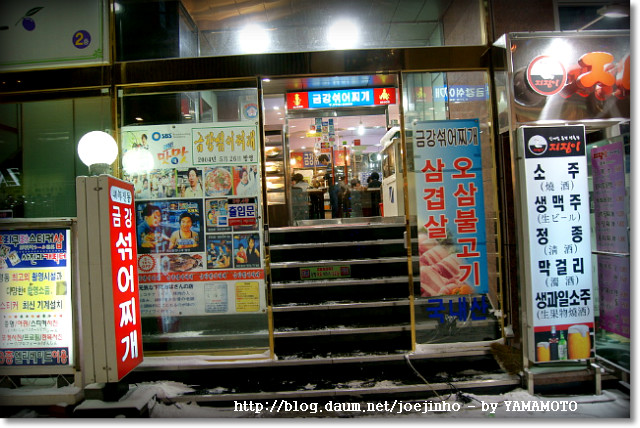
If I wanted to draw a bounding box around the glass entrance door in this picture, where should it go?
[262,74,400,227]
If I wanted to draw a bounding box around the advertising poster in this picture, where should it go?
[591,141,629,338]
[121,123,266,318]
[520,126,594,362]
[412,119,489,298]
[0,229,73,367]
[591,141,628,253]
[596,255,630,338]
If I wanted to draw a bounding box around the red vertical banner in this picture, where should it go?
[107,177,144,379]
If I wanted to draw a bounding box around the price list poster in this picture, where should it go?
[591,141,629,338]
[519,125,594,363]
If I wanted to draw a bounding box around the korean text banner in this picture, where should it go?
[0,229,73,367]
[106,178,144,379]
[412,119,489,297]
[520,125,594,363]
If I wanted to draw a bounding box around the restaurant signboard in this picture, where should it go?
[518,125,594,363]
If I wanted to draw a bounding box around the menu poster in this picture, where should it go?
[590,141,629,338]
[591,141,628,253]
[596,255,630,338]
[412,119,489,298]
[0,228,73,367]
[121,123,266,317]
[520,125,594,362]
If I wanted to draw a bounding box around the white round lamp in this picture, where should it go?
[122,146,155,175]
[78,131,118,175]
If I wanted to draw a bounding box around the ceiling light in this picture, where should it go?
[238,24,271,53]
[599,4,629,18]
[327,19,360,49]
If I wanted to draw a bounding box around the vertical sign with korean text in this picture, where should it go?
[520,126,594,362]
[106,177,143,379]
[412,119,489,298]
[0,228,73,368]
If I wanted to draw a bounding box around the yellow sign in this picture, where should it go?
[235,281,260,312]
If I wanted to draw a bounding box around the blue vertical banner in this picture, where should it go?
[412,119,489,297]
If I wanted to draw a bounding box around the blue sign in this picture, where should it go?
[308,89,374,108]
[0,229,68,268]
[433,85,489,103]
[412,119,489,298]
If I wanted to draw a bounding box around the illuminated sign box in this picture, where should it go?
[76,175,144,383]
[0,227,74,370]
[518,125,594,363]
[287,88,396,110]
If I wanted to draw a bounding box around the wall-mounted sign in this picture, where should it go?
[0,228,73,367]
[518,125,594,363]
[287,88,396,110]
[508,32,629,122]
[526,56,567,96]
[0,1,109,71]
[412,119,489,298]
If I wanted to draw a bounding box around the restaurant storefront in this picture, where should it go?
[0,0,629,401]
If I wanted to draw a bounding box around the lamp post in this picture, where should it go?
[77,131,118,176]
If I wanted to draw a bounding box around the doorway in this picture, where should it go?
[262,74,401,227]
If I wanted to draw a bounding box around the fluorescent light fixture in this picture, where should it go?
[599,4,629,18]
[578,4,629,30]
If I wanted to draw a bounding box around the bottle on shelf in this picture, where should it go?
[548,325,559,360]
[558,330,568,360]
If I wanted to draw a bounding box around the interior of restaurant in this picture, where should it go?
[261,76,400,227]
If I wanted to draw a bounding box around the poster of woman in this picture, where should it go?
[233,233,261,268]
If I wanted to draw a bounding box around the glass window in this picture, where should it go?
[119,86,270,356]
[0,97,110,219]
[402,71,502,346]
[116,0,486,61]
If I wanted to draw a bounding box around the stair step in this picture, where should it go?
[270,238,405,251]
[166,376,519,404]
[274,325,410,337]
[272,276,410,289]
[273,299,411,312]
[270,256,407,269]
